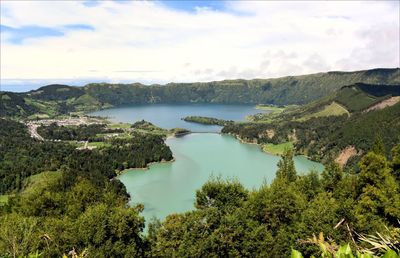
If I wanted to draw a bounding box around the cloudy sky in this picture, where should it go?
[1,0,399,91]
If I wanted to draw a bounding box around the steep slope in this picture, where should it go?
[334,83,400,112]
[0,85,102,118]
[252,82,400,122]
[223,83,400,167]
[26,84,85,101]
[365,96,400,112]
[0,92,39,117]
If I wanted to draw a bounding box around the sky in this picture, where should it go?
[0,0,399,91]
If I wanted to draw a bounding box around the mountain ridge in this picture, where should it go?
[1,68,399,118]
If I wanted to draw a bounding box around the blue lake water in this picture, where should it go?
[89,103,267,132]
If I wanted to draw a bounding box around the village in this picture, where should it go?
[25,116,118,150]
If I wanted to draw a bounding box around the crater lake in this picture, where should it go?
[90,104,324,222]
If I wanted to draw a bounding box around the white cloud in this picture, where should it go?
[0,0,399,85]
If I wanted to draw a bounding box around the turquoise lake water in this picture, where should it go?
[119,134,323,222]
[92,104,324,223]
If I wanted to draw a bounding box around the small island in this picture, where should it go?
[182,116,234,126]
[170,128,191,137]
[132,120,191,137]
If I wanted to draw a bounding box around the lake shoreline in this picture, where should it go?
[127,130,312,176]
[117,158,176,175]
[118,132,324,223]
[226,132,318,161]
[225,132,281,156]
[117,131,283,177]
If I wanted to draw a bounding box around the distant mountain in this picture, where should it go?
[1,68,399,118]
[82,68,400,106]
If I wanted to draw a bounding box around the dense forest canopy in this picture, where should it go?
[1,132,399,257]
[37,123,123,141]
[0,119,173,195]
[183,116,233,126]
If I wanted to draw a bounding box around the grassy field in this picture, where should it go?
[133,129,168,136]
[22,171,62,195]
[255,104,286,112]
[87,141,112,148]
[96,132,131,138]
[107,123,132,129]
[23,98,59,118]
[297,102,349,121]
[0,195,9,205]
[251,105,299,122]
[262,142,294,155]
[27,113,51,119]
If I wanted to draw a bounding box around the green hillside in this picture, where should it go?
[333,84,399,112]
[296,102,349,122]
[26,84,85,101]
[223,83,400,166]
[0,92,39,117]
[252,82,399,122]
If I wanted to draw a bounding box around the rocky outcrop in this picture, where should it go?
[335,146,358,168]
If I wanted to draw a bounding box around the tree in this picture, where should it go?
[297,192,347,256]
[391,144,400,182]
[151,201,273,258]
[74,204,146,257]
[321,160,343,192]
[372,135,385,156]
[295,170,322,201]
[0,213,41,257]
[355,152,400,231]
[264,178,307,231]
[276,148,297,182]
[195,178,248,211]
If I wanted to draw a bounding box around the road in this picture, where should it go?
[26,123,44,141]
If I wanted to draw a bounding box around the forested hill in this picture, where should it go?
[223,82,400,167]
[1,68,399,118]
